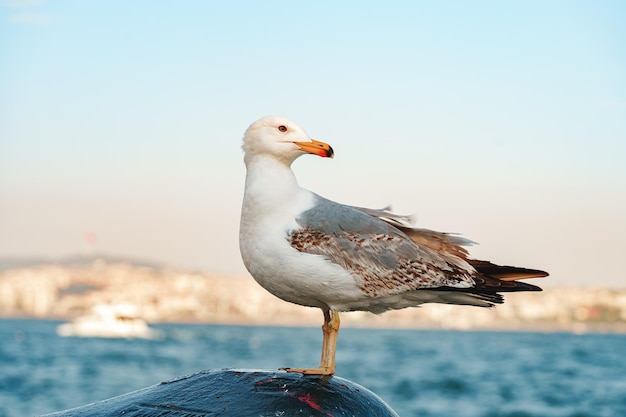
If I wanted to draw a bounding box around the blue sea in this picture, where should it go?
[1,319,625,417]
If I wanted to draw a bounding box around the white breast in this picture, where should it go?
[239,157,361,310]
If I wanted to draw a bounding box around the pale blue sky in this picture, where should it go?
[1,1,625,287]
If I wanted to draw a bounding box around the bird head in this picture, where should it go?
[242,116,334,165]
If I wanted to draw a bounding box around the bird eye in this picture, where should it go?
[277,125,288,132]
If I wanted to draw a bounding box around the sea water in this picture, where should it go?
[1,319,625,417]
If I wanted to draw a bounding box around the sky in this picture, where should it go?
[0,1,625,288]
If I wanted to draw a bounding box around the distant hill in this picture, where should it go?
[0,259,625,333]
[0,254,165,271]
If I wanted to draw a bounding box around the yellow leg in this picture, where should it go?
[281,310,340,376]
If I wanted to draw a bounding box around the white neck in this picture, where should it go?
[242,155,302,216]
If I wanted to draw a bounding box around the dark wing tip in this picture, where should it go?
[469,259,549,281]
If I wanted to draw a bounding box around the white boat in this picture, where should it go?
[57,304,163,339]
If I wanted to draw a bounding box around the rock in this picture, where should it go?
[42,368,399,416]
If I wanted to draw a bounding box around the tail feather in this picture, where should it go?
[465,259,547,295]
[469,259,549,281]
[435,259,547,306]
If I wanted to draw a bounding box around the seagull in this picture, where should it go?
[239,116,548,375]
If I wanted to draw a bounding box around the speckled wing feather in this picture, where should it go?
[352,205,474,260]
[288,195,478,298]
[359,205,547,293]
[289,195,547,301]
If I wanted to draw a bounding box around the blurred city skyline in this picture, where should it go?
[1,1,625,287]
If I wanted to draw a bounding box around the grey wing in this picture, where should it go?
[352,204,547,293]
[288,195,477,297]
[352,205,475,259]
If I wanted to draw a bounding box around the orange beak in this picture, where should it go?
[293,139,334,158]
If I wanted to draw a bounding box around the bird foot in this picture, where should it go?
[279,366,335,376]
